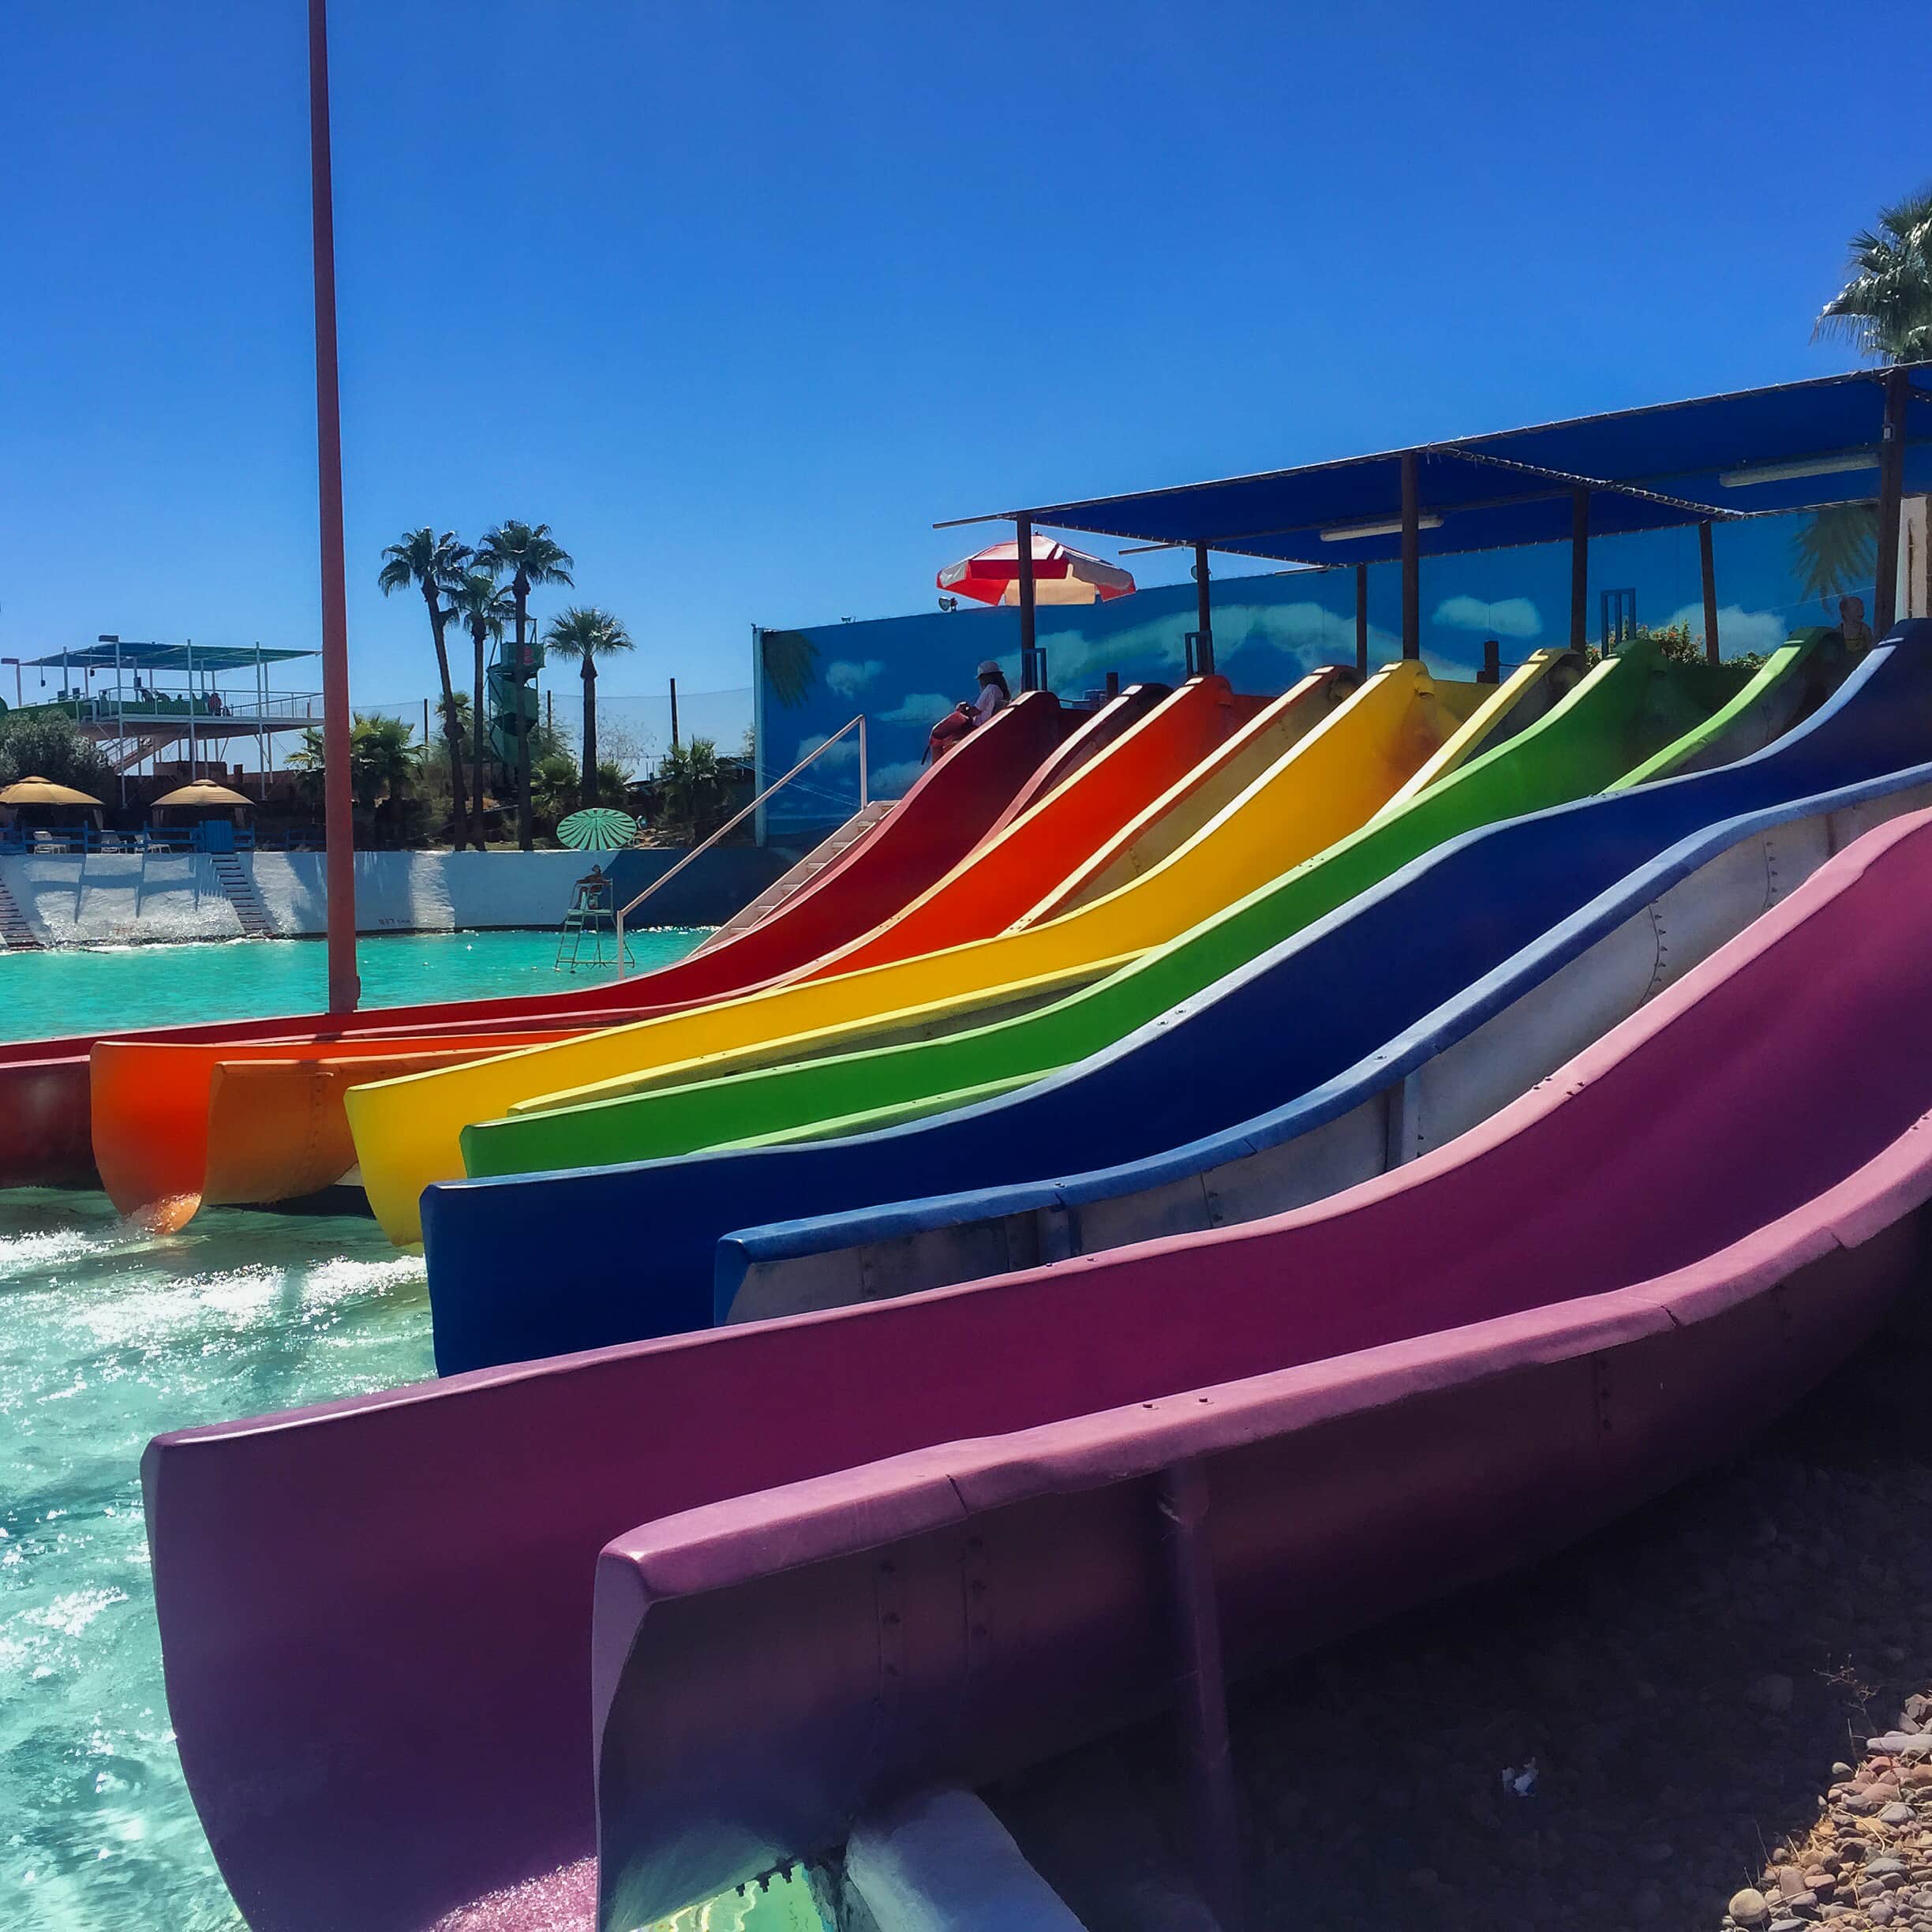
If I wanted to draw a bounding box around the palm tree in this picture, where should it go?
[377,529,472,848]
[1801,192,1932,620]
[1815,187,1932,361]
[445,569,515,849]
[655,735,727,844]
[475,522,575,850]
[543,606,635,810]
[286,714,422,818]
[350,713,421,813]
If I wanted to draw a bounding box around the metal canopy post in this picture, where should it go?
[308,0,359,1012]
[1570,489,1590,651]
[1157,1459,1244,1930]
[1699,521,1720,665]
[1193,542,1215,676]
[1355,563,1369,678]
[1015,515,1039,691]
[185,638,197,781]
[1876,365,1909,633]
[1399,452,1420,659]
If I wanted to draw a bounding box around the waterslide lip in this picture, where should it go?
[713,744,1932,1277]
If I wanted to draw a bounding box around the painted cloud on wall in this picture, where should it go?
[796,732,860,769]
[878,691,956,724]
[1433,595,1543,639]
[1661,603,1792,658]
[825,658,886,698]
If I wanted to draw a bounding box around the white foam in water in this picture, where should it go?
[0,1191,438,1928]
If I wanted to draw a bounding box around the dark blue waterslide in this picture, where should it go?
[422,623,1932,1375]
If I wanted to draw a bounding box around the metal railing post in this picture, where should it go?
[616,713,868,975]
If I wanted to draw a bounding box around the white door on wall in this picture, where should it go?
[1904,496,1930,620]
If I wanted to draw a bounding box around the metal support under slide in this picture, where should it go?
[1156,1459,1245,1931]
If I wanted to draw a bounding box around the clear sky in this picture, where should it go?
[2,0,1926,709]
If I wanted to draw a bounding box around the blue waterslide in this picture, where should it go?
[421,623,1932,1375]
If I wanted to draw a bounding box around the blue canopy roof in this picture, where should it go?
[23,642,316,672]
[948,365,1932,567]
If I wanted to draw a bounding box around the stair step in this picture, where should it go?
[690,800,894,957]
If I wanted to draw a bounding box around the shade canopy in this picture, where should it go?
[0,775,103,807]
[939,537,1136,607]
[152,782,253,811]
[24,642,316,672]
[556,807,640,852]
[943,364,1932,568]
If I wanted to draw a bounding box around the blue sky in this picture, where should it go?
[1,0,1926,710]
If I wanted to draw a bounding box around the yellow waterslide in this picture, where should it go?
[348,658,1495,1243]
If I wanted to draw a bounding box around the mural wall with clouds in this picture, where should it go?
[755,502,1887,844]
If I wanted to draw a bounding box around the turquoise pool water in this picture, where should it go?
[0,927,706,1043]
[0,936,827,1931]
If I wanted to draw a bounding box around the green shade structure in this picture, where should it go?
[555,808,638,852]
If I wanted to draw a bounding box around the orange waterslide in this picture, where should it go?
[92,680,1271,1223]
[90,1030,587,1229]
[808,676,1267,975]
[1025,666,1361,920]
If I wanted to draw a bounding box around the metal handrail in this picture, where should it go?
[615,713,868,974]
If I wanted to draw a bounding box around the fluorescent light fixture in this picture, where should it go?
[1718,451,1881,489]
[1320,513,1444,542]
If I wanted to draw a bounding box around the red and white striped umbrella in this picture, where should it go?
[938,536,1136,608]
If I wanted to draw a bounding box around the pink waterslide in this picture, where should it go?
[142,809,1932,1930]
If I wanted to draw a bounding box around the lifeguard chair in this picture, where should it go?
[554,863,634,972]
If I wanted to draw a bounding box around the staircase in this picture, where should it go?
[0,871,42,949]
[207,852,278,938]
[691,800,893,957]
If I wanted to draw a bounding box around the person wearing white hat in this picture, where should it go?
[971,658,1011,725]
[924,658,1013,764]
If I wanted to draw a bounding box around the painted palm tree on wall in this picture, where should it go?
[1803,189,1932,620]
[376,529,473,848]
[542,607,635,811]
[475,522,575,851]
[445,570,516,848]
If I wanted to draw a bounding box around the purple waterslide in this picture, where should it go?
[591,806,1932,1917]
[141,809,1932,1930]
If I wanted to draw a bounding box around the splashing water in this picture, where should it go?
[0,1193,827,1930]
[0,1191,436,1929]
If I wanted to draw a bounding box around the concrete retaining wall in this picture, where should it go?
[0,846,784,945]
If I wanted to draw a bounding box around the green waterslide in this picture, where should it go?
[459,638,1770,1181]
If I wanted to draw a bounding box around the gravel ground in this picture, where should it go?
[992,1312,1932,1932]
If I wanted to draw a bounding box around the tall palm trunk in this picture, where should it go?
[421,585,468,849]
[470,620,489,850]
[512,569,534,851]
[581,656,599,811]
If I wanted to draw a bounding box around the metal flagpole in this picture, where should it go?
[308,0,359,1011]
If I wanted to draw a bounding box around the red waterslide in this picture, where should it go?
[0,694,1069,1189]
[803,676,1267,977]
[140,808,1932,1932]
